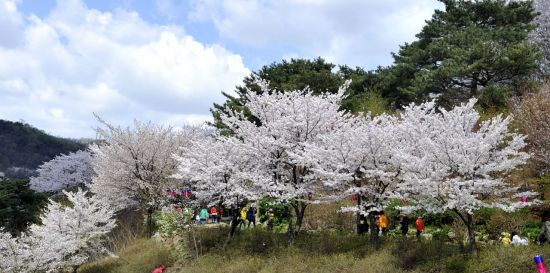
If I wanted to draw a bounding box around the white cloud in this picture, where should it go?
[189,0,442,68]
[0,0,23,48]
[0,0,250,138]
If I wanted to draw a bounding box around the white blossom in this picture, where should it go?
[219,80,352,202]
[0,189,116,273]
[395,99,535,214]
[299,112,402,215]
[30,150,95,193]
[174,135,263,207]
[90,115,205,210]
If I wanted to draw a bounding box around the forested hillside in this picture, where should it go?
[0,120,85,176]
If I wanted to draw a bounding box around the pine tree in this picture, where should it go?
[385,0,541,108]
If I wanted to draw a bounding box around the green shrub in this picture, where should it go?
[155,210,189,238]
[430,226,452,241]
[522,221,542,242]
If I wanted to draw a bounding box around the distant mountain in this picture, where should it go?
[0,119,86,177]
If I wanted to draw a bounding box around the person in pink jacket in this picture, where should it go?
[151,265,166,273]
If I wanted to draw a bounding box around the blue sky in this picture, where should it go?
[0,0,442,138]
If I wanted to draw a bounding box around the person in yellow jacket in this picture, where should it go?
[379,211,389,235]
[267,208,275,230]
[501,232,512,246]
[239,207,248,228]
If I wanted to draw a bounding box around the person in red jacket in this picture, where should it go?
[416,216,425,239]
[210,206,218,223]
[152,265,166,273]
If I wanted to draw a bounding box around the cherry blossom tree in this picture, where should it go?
[30,150,95,194]
[174,135,263,236]
[531,0,550,77]
[395,99,536,252]
[0,189,116,273]
[219,80,352,237]
[0,232,34,273]
[299,113,403,242]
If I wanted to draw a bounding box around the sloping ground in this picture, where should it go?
[80,227,550,273]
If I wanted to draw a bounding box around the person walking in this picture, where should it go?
[357,214,369,235]
[247,205,256,228]
[239,207,248,228]
[400,215,410,236]
[200,207,208,224]
[267,208,275,230]
[210,206,218,223]
[415,216,425,239]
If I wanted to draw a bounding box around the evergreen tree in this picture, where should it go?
[0,179,47,235]
[210,58,386,133]
[384,0,541,109]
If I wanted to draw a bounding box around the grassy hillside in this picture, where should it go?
[79,226,550,273]
[0,119,85,174]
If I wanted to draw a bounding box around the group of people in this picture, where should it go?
[238,205,260,228]
[357,211,388,235]
[192,205,224,224]
[175,203,276,228]
[357,212,425,239]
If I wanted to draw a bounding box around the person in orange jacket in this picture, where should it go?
[416,216,425,239]
[210,206,218,223]
[379,211,389,235]
[152,264,166,273]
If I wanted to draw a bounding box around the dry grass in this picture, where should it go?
[80,227,550,273]
[78,238,173,273]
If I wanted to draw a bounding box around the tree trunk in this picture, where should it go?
[286,205,295,242]
[293,201,307,235]
[224,208,242,249]
[356,197,361,234]
[146,207,153,239]
[454,209,476,253]
[188,225,199,259]
[470,73,479,97]
[369,213,379,246]
[466,214,477,253]
[229,212,240,237]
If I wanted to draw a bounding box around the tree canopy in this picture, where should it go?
[385,0,541,108]
[210,58,389,133]
[0,178,47,236]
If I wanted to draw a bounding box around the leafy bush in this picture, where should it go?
[522,221,542,242]
[430,226,452,241]
[154,210,190,238]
